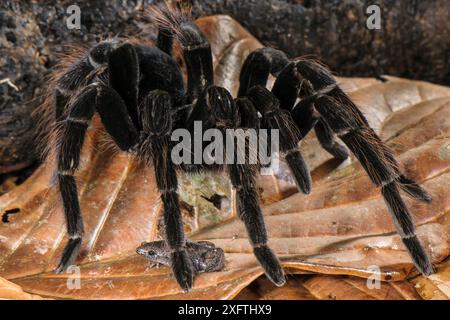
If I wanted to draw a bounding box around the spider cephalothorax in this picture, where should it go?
[42,3,434,291]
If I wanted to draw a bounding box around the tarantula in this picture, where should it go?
[43,4,434,291]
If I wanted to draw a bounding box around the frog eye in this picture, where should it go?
[147,250,155,256]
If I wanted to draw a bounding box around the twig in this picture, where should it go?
[0,78,20,91]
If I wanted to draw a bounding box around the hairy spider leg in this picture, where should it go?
[157,15,217,169]
[234,97,286,286]
[108,44,140,128]
[54,43,141,273]
[157,27,174,56]
[193,86,285,286]
[237,48,290,98]
[272,60,350,160]
[239,49,349,163]
[237,49,314,193]
[236,97,260,130]
[178,22,213,104]
[139,90,195,292]
[294,59,434,275]
[314,120,350,160]
[54,59,95,122]
[159,17,214,104]
[247,86,312,194]
[295,60,431,200]
[55,82,138,273]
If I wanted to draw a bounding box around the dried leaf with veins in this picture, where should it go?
[0,276,46,300]
[411,258,450,300]
[0,15,449,299]
[235,275,421,300]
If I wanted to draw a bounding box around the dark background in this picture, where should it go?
[0,0,449,175]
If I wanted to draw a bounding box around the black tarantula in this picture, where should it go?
[44,3,434,291]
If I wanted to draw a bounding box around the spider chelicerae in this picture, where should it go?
[41,4,434,291]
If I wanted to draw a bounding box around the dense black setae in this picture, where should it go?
[42,3,434,291]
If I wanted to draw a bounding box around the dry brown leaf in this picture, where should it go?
[0,15,449,300]
[235,274,421,300]
[0,276,45,300]
[411,258,450,300]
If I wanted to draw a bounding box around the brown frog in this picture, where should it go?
[137,240,225,274]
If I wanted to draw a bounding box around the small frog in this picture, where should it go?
[136,240,225,273]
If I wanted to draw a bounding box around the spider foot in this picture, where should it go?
[254,245,286,287]
[171,249,195,292]
[55,238,82,274]
[403,236,435,276]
